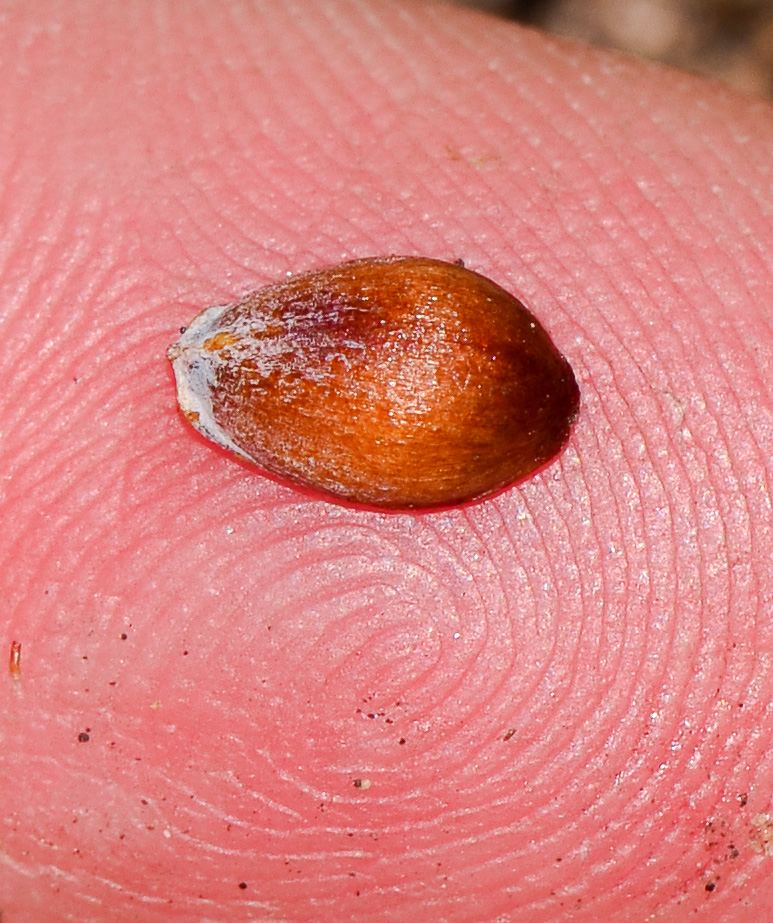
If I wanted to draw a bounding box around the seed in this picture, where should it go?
[168,256,579,509]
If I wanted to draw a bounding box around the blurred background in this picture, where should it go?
[453,0,773,96]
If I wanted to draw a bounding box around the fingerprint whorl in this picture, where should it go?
[148,486,589,914]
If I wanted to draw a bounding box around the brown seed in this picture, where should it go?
[168,256,579,509]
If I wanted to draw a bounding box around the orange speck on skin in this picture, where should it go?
[9,640,21,682]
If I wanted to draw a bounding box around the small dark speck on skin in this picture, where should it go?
[78,732,90,742]
[180,326,187,334]
[120,633,128,640]
[503,728,515,741]
[739,793,748,807]
[238,882,247,890]
[705,881,716,892]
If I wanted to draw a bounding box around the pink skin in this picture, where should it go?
[2,2,773,921]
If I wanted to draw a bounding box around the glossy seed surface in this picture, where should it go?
[168,256,579,509]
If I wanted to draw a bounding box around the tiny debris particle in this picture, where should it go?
[503,728,515,741]
[705,881,716,892]
[353,778,372,790]
[750,813,773,856]
[238,881,247,890]
[9,640,21,682]
[78,732,90,743]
